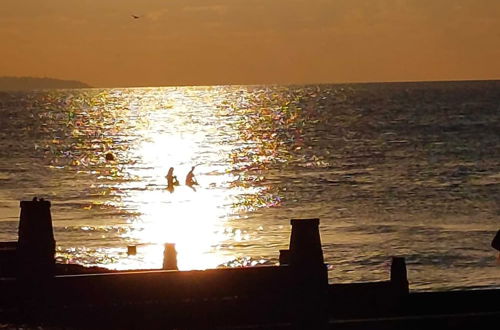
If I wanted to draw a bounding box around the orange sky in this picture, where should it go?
[1,0,500,87]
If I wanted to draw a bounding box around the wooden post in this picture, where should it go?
[163,243,178,270]
[492,230,500,251]
[16,197,56,320]
[391,257,409,295]
[17,197,55,279]
[127,245,137,255]
[390,256,409,316]
[289,218,328,329]
[289,218,324,268]
[279,249,290,266]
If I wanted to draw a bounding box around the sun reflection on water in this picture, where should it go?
[97,88,270,270]
[16,86,312,271]
[115,186,234,270]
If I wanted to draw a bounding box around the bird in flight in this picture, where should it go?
[131,15,140,19]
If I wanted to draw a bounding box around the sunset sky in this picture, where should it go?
[1,0,500,87]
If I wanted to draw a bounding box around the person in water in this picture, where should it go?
[166,167,179,192]
[185,166,198,187]
[105,152,115,161]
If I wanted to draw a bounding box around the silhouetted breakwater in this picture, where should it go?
[1,199,499,329]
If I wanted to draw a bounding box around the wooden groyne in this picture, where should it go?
[1,198,499,329]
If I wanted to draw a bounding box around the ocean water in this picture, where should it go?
[0,81,499,291]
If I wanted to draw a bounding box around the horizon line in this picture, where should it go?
[88,77,500,89]
[2,75,500,90]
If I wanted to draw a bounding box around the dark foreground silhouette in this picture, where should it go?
[492,230,500,251]
[0,198,499,329]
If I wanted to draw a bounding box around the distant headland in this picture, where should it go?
[0,76,91,91]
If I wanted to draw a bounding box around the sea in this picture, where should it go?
[0,80,499,291]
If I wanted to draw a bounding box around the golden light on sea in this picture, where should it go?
[92,87,266,271]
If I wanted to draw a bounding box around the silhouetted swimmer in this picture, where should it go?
[166,167,179,192]
[105,152,115,161]
[185,166,198,191]
[185,166,198,186]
